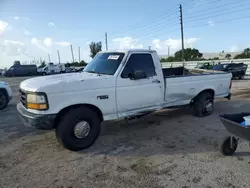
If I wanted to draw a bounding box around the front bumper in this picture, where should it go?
[17,102,56,130]
[224,93,231,100]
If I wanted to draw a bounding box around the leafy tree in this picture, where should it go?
[225,54,231,59]
[234,47,250,59]
[89,42,102,58]
[13,60,21,65]
[212,57,220,60]
[65,60,87,67]
[38,61,46,68]
[160,56,176,62]
[174,48,203,61]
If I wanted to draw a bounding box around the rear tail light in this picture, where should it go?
[229,79,232,89]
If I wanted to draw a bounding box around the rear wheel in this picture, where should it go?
[193,92,214,117]
[0,91,8,110]
[239,75,245,80]
[56,106,101,151]
[220,136,238,156]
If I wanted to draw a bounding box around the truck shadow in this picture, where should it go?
[2,100,250,158]
[85,99,250,157]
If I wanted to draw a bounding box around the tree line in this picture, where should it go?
[160,47,250,62]
[12,43,250,67]
[38,41,102,68]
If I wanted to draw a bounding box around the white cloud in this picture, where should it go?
[0,20,8,34]
[0,40,27,57]
[152,38,199,55]
[24,29,31,36]
[48,22,57,28]
[31,37,49,52]
[13,16,19,20]
[208,21,215,27]
[112,37,144,50]
[43,37,52,47]
[4,40,24,46]
[229,45,239,52]
[56,41,71,47]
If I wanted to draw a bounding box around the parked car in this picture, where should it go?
[212,63,248,79]
[17,49,232,151]
[4,64,37,77]
[0,81,12,110]
[41,63,65,75]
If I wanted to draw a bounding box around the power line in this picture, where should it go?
[186,15,250,29]
[185,6,250,23]
[184,0,228,13]
[110,19,179,39]
[185,0,248,18]
[108,7,178,35]
[110,15,179,37]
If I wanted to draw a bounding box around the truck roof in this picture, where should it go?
[100,49,157,54]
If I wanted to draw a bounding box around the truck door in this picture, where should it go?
[116,53,163,115]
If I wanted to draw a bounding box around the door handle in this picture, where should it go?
[152,79,161,83]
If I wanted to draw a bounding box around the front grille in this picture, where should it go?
[19,89,27,108]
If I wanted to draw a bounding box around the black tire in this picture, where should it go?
[56,106,101,151]
[42,72,46,76]
[193,92,214,117]
[220,136,238,156]
[0,91,8,110]
[239,75,245,80]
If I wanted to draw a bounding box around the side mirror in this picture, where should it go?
[128,70,147,80]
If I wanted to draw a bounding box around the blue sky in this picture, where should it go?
[0,0,250,68]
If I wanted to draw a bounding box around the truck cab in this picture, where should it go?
[17,50,232,151]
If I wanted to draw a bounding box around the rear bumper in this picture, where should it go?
[224,93,231,100]
[17,102,56,130]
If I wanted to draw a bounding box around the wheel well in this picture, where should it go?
[54,104,104,128]
[0,88,8,97]
[192,89,215,102]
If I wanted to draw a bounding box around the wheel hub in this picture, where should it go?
[74,121,90,139]
[205,101,213,114]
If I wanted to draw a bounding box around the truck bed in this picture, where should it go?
[162,67,228,78]
[162,66,232,107]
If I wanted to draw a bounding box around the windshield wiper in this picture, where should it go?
[85,70,101,76]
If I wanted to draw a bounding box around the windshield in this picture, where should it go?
[196,63,204,68]
[83,52,125,75]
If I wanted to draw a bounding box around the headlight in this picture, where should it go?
[26,93,48,110]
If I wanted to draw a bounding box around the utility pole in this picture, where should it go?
[180,4,185,65]
[168,46,170,57]
[57,50,61,64]
[149,46,151,50]
[70,44,75,62]
[40,57,42,64]
[48,54,51,63]
[78,46,81,62]
[105,32,108,51]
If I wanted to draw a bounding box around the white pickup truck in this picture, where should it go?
[17,50,232,151]
[0,81,12,110]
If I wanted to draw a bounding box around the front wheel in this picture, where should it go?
[220,136,238,156]
[193,92,214,117]
[0,91,8,110]
[56,106,101,151]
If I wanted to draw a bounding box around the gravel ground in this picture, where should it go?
[1,76,250,188]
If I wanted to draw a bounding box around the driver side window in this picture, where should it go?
[121,53,156,78]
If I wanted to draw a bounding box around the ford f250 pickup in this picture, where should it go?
[17,50,232,151]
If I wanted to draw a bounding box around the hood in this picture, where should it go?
[20,72,115,93]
